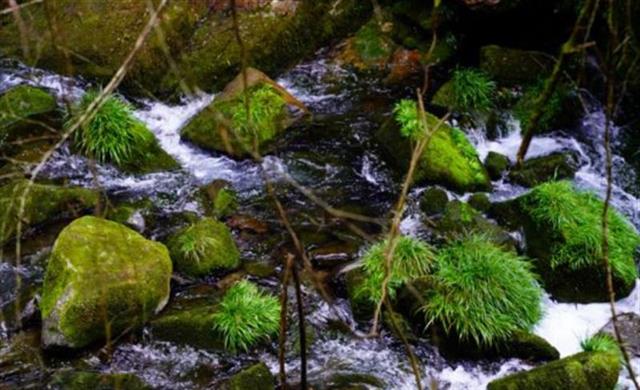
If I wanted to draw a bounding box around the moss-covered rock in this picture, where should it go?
[509,151,579,187]
[40,216,172,348]
[167,218,240,278]
[320,372,386,389]
[436,200,515,249]
[468,192,491,212]
[484,151,511,180]
[375,112,491,193]
[0,85,58,140]
[420,187,449,216]
[487,351,620,390]
[0,180,98,244]
[224,362,275,390]
[344,267,375,322]
[514,81,582,134]
[479,45,554,86]
[198,179,238,219]
[336,18,396,72]
[105,198,154,233]
[181,68,307,158]
[495,181,639,302]
[151,305,227,350]
[49,370,151,390]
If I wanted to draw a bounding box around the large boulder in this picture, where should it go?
[0,180,98,244]
[167,217,240,278]
[40,216,172,349]
[509,151,580,187]
[180,68,307,158]
[374,113,491,192]
[487,351,620,390]
[0,0,371,96]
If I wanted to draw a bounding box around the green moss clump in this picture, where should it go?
[351,19,395,65]
[212,280,280,353]
[422,235,543,347]
[355,236,435,305]
[40,216,172,348]
[68,90,177,173]
[227,363,275,390]
[0,85,57,138]
[180,69,301,158]
[522,181,639,287]
[432,68,496,113]
[167,218,240,277]
[580,334,622,362]
[487,351,620,390]
[0,180,98,244]
[380,100,491,192]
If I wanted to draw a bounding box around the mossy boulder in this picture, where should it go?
[514,81,582,134]
[420,187,449,216]
[0,85,58,140]
[467,192,491,212]
[151,305,227,350]
[336,18,396,72]
[0,180,98,244]
[494,181,639,302]
[181,68,307,158]
[224,362,275,390]
[117,139,179,174]
[40,216,172,349]
[374,113,491,193]
[436,200,515,249]
[509,151,580,187]
[49,370,151,390]
[487,351,620,390]
[479,45,554,86]
[167,218,240,278]
[484,151,510,180]
[198,179,238,219]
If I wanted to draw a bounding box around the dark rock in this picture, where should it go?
[49,370,151,390]
[598,312,640,357]
[479,45,554,86]
[484,151,511,180]
[420,187,450,216]
[487,351,620,390]
[509,152,579,187]
[468,192,491,212]
[224,362,275,390]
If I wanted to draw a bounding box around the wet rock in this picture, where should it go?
[223,362,275,390]
[487,351,620,390]
[151,305,227,350]
[106,198,155,233]
[41,216,172,349]
[228,214,269,234]
[49,370,151,390]
[0,330,47,388]
[0,85,58,141]
[344,267,375,322]
[335,18,396,73]
[598,312,640,357]
[0,180,98,244]
[198,180,238,219]
[375,113,491,193]
[484,151,510,180]
[509,151,579,187]
[468,192,491,212]
[167,217,240,278]
[420,187,449,216]
[436,200,515,250]
[320,372,386,389]
[242,261,276,278]
[181,68,308,158]
[479,45,554,86]
[310,240,359,269]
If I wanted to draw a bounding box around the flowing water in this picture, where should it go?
[1,52,640,389]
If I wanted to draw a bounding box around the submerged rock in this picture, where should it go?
[224,362,275,390]
[509,151,580,187]
[375,113,491,192]
[49,370,151,390]
[487,351,620,390]
[181,68,307,158]
[40,216,172,349]
[0,180,98,244]
[167,218,240,278]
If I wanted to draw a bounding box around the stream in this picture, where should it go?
[1,51,640,389]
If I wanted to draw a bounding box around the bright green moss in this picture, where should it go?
[0,85,57,137]
[167,218,240,277]
[68,90,177,173]
[212,188,238,218]
[580,334,622,362]
[41,216,172,348]
[522,181,639,286]
[432,68,496,113]
[0,180,98,244]
[211,280,280,353]
[422,235,543,347]
[355,236,435,305]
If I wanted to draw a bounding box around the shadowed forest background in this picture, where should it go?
[1,0,640,389]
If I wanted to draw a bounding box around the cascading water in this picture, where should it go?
[1,51,640,389]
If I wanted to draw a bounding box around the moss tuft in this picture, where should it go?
[422,235,543,347]
[167,218,240,277]
[432,68,496,113]
[580,334,622,362]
